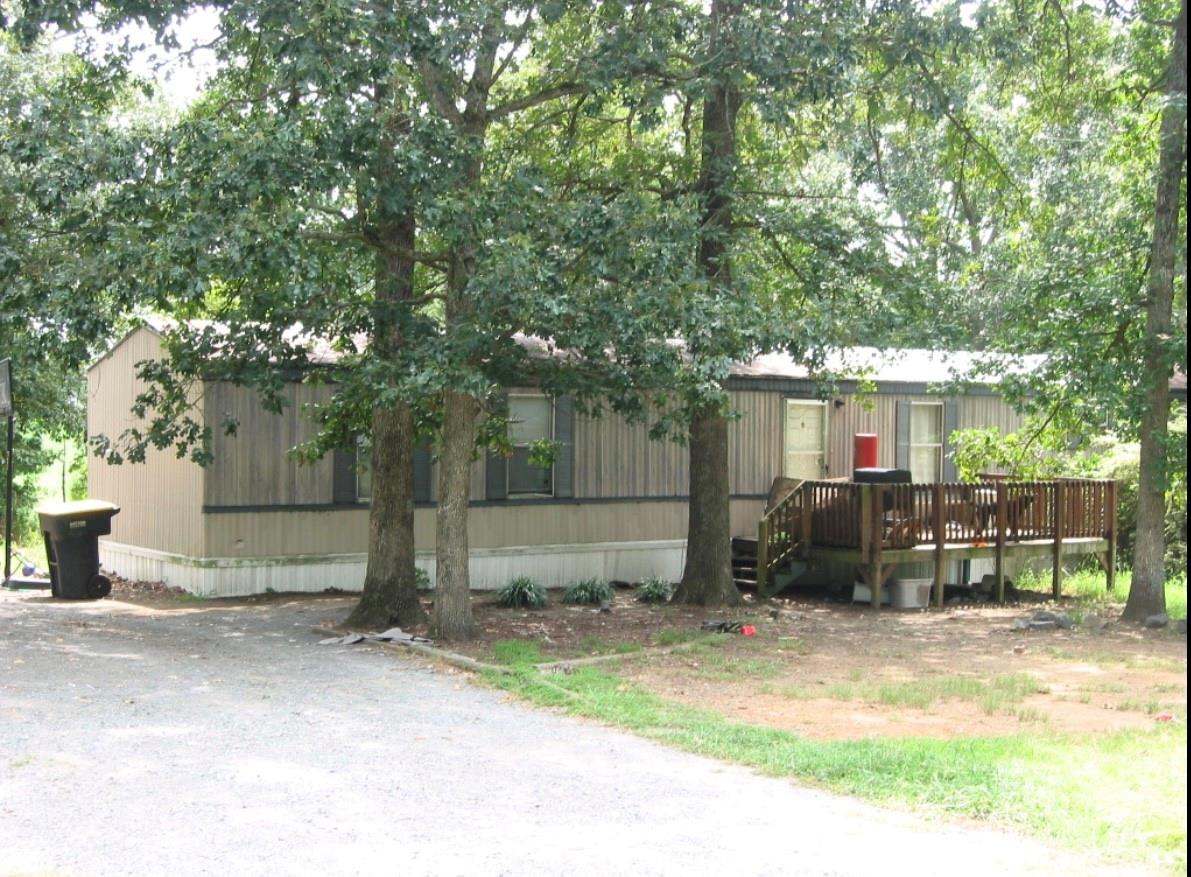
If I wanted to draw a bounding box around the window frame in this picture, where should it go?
[355,441,372,501]
[506,393,556,498]
[908,401,944,483]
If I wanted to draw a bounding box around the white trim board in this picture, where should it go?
[98,539,688,599]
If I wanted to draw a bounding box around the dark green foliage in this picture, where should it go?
[563,578,614,605]
[635,576,674,604]
[1102,427,1188,579]
[496,576,548,609]
[415,567,431,591]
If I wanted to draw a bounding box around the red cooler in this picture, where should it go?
[854,433,878,471]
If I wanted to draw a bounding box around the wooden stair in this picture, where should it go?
[731,537,758,590]
[756,480,809,597]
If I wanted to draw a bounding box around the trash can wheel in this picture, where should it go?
[86,573,112,599]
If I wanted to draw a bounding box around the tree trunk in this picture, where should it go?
[1124,0,1186,621]
[675,0,742,607]
[675,405,741,606]
[347,399,426,629]
[432,389,479,640]
[346,209,426,629]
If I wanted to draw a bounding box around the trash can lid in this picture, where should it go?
[35,499,121,517]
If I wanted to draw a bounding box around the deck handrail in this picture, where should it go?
[756,478,1116,598]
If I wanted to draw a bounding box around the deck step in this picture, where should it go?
[731,537,758,557]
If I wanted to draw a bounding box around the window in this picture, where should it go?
[348,443,431,504]
[508,394,553,496]
[356,443,372,501]
[909,403,943,482]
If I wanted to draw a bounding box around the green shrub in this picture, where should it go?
[496,575,548,609]
[635,576,673,603]
[563,578,614,605]
[415,567,431,590]
[1098,430,1187,578]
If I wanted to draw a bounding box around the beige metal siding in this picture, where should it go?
[202,497,766,557]
[572,391,779,499]
[87,327,205,556]
[826,392,1025,475]
[205,503,690,557]
[573,408,688,498]
[957,394,1026,434]
[729,391,782,494]
[204,382,335,506]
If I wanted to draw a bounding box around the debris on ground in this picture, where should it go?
[319,627,433,647]
[1010,610,1074,632]
[700,620,756,635]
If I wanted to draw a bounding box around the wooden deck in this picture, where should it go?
[756,479,1117,607]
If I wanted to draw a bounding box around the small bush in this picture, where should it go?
[496,575,548,609]
[635,576,673,603]
[415,567,431,590]
[563,578,614,605]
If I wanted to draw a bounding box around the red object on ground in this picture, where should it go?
[740,625,757,637]
[854,433,878,470]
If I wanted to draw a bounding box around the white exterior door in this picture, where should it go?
[783,400,827,480]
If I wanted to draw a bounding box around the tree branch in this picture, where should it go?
[488,82,586,122]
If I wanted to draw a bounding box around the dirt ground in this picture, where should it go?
[108,579,1188,743]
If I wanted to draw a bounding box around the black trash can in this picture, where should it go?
[36,500,121,599]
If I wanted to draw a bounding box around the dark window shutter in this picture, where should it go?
[894,401,911,471]
[941,400,960,482]
[332,448,357,504]
[486,451,508,501]
[553,395,575,498]
[413,446,432,504]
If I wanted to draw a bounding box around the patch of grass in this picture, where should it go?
[487,667,1187,872]
[1166,574,1188,621]
[976,674,1050,716]
[774,637,811,655]
[1045,646,1184,673]
[490,639,546,667]
[1117,700,1164,716]
[825,682,856,700]
[795,673,1047,715]
[655,629,700,647]
[685,648,782,680]
[1044,567,1188,621]
[576,636,641,657]
[1012,707,1048,724]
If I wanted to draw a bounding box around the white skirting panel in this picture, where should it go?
[98,539,688,599]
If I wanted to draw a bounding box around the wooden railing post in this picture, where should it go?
[800,484,814,558]
[994,481,1007,603]
[756,516,770,598]
[859,485,884,609]
[1105,480,1117,594]
[933,483,946,608]
[1052,480,1067,600]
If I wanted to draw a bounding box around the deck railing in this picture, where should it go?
[795,478,1115,550]
[757,477,1116,601]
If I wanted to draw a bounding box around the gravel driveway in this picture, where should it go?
[0,590,1146,877]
